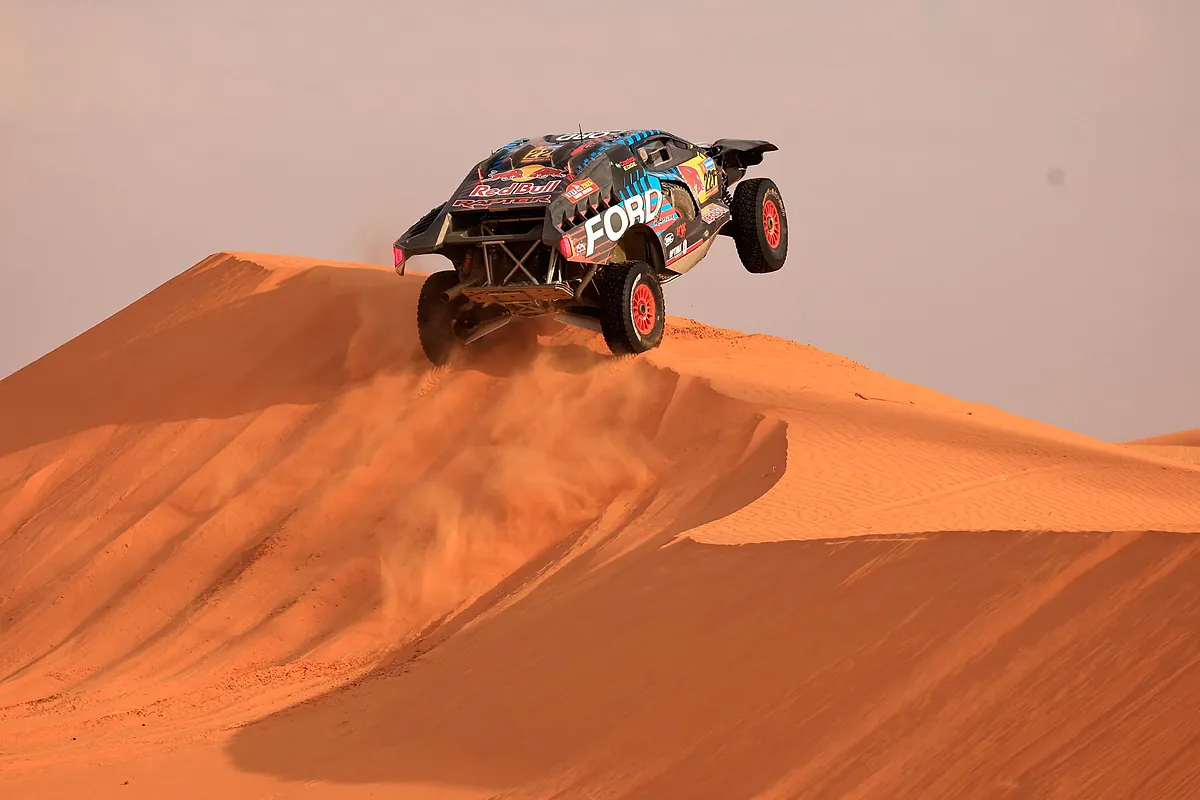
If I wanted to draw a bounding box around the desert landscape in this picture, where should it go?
[1,252,1198,798]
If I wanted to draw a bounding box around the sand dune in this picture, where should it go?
[2,252,1198,798]
[1126,428,1200,448]
[1122,428,1200,467]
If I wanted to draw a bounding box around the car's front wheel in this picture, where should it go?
[597,260,665,355]
[731,177,788,273]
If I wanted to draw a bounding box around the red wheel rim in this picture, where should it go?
[762,197,782,249]
[631,282,656,336]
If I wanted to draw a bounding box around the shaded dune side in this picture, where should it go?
[0,254,785,764]
[228,529,1200,800]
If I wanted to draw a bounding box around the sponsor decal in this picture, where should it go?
[564,177,599,203]
[452,194,553,209]
[618,156,637,171]
[679,155,720,202]
[583,187,664,257]
[457,164,566,207]
[663,232,675,247]
[486,164,566,183]
[666,237,704,263]
[554,130,622,142]
[701,203,729,224]
[675,222,686,237]
[520,146,558,162]
[468,179,562,199]
[651,209,680,231]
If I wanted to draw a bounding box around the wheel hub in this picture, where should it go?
[631,282,656,336]
[762,198,782,249]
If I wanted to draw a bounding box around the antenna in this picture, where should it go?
[578,123,584,140]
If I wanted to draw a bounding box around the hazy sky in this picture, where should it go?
[3,0,1197,441]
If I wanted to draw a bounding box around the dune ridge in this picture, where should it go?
[1126,428,1200,448]
[1122,427,1200,467]
[2,252,1199,798]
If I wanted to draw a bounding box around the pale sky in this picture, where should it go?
[2,0,1197,441]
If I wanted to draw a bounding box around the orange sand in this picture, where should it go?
[1123,429,1200,467]
[1,252,1198,798]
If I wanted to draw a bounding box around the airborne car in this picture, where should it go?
[392,129,788,365]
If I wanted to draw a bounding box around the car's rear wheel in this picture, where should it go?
[597,261,665,355]
[416,269,467,366]
[731,177,787,273]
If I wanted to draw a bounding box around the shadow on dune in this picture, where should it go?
[226,528,1200,798]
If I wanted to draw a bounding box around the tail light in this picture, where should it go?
[393,245,406,275]
[558,236,573,259]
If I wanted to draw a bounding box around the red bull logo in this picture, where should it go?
[468,179,563,199]
[679,164,705,197]
[486,164,567,183]
[678,156,719,201]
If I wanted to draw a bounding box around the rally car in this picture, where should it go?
[392,129,789,365]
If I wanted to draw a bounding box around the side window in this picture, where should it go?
[638,137,697,171]
[662,139,695,167]
[635,136,699,218]
[637,138,672,169]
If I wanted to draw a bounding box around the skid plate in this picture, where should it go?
[462,282,575,304]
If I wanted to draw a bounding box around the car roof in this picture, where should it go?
[484,130,695,176]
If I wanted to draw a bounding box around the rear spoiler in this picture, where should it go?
[707,139,778,184]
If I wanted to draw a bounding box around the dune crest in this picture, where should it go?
[1122,427,1200,467]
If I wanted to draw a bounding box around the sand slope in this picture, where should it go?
[1123,428,1200,467]
[1127,428,1200,448]
[2,252,1198,798]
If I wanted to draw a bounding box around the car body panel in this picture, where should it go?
[393,129,772,278]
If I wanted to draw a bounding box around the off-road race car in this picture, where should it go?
[392,129,788,365]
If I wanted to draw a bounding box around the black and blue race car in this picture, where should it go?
[392,129,789,364]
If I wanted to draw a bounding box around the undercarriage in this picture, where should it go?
[437,210,607,336]
[414,212,671,363]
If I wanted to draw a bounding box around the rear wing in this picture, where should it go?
[707,139,778,184]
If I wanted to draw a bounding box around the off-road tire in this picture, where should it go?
[597,261,665,356]
[416,270,466,366]
[731,177,787,273]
